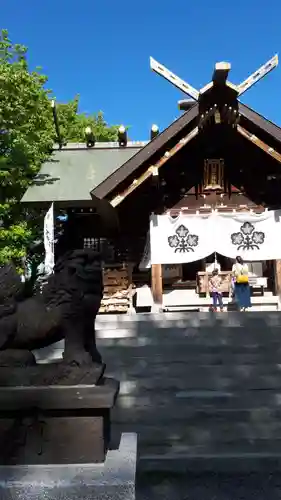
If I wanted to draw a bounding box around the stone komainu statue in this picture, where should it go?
[0,249,103,367]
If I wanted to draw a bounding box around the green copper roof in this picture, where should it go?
[22,144,144,203]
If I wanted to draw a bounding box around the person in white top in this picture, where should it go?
[232,256,251,311]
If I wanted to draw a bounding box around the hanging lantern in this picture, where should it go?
[203,159,224,192]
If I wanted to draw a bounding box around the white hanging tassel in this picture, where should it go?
[44,203,55,275]
[214,252,218,267]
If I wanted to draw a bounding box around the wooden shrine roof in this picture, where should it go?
[22,103,281,207]
[91,102,281,200]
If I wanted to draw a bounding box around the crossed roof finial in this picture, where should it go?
[150,54,278,102]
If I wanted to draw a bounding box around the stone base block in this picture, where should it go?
[0,433,137,500]
[0,379,119,465]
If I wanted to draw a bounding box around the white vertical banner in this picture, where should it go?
[44,203,55,275]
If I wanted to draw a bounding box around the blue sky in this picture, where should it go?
[2,0,281,140]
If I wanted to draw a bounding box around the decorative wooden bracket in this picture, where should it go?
[110,126,199,207]
[237,124,281,164]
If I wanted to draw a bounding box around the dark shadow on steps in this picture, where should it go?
[136,471,281,500]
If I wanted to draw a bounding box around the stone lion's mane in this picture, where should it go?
[0,249,103,354]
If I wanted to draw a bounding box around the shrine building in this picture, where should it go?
[22,54,281,313]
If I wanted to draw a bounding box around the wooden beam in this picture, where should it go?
[178,99,195,111]
[212,61,231,85]
[199,78,237,96]
[150,57,199,101]
[110,126,199,207]
[237,54,278,96]
[151,264,163,307]
[237,124,281,164]
[274,260,281,297]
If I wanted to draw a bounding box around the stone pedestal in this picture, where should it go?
[0,364,136,498]
[0,433,137,500]
[0,378,118,465]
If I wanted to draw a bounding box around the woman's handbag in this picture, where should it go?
[236,274,249,284]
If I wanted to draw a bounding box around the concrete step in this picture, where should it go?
[112,421,281,472]
[95,311,281,324]
[112,419,281,473]
[138,453,281,473]
[98,325,281,340]
[126,361,281,376]
[106,371,281,391]
[114,390,281,413]
[34,341,281,364]
[95,311,281,331]
[115,425,281,449]
[100,339,281,353]
[137,471,281,497]
[101,347,281,365]
[113,402,281,422]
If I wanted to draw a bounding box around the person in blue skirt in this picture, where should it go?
[232,256,251,311]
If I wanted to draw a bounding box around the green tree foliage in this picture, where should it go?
[0,29,119,268]
[56,98,119,143]
[0,29,54,267]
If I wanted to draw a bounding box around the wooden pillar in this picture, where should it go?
[151,264,163,309]
[274,260,281,297]
[205,271,210,298]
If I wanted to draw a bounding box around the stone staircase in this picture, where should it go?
[34,311,281,472]
[97,312,281,472]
